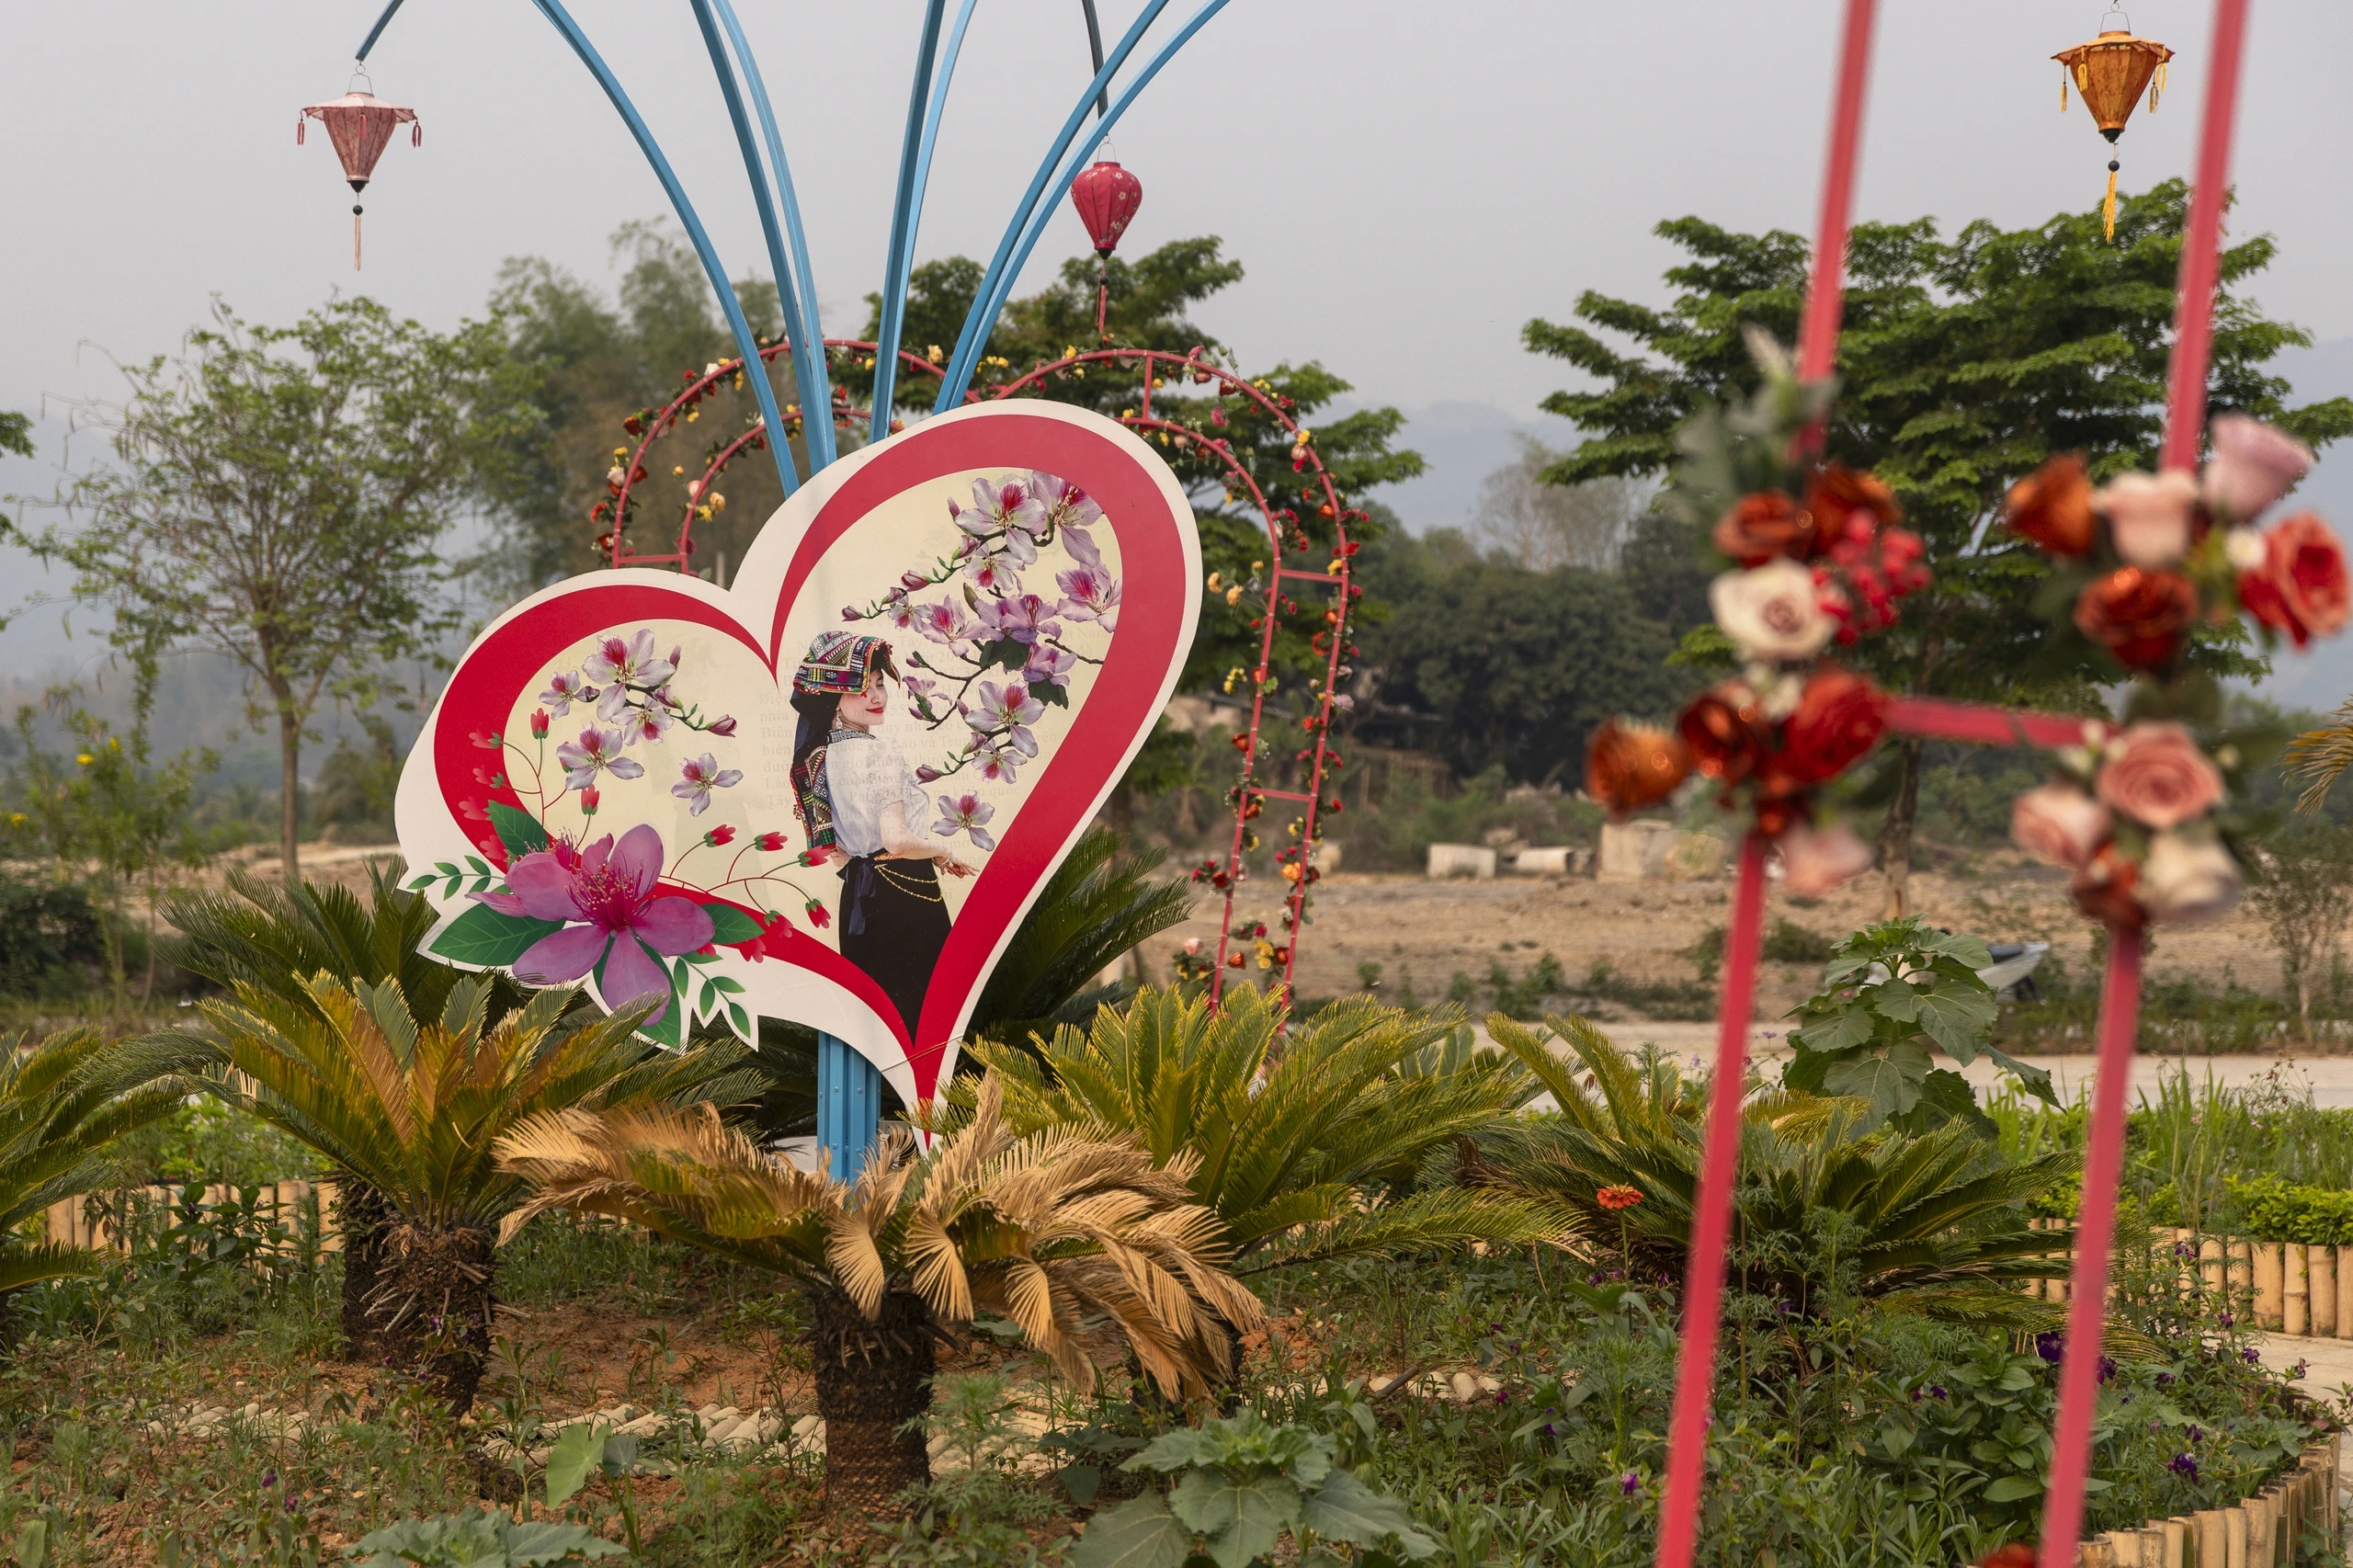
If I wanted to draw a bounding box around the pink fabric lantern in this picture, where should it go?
[1068,160,1142,256]
[298,85,420,270]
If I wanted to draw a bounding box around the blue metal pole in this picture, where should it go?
[870,0,951,442]
[869,0,982,437]
[816,1031,881,1184]
[938,0,1233,407]
[353,0,407,60]
[688,0,810,491]
[933,0,1175,412]
[525,0,799,501]
[709,0,836,471]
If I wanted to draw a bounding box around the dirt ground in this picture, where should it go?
[1138,845,2308,1025]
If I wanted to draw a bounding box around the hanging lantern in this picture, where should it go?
[1069,160,1142,347]
[299,68,420,270]
[2053,18,2172,243]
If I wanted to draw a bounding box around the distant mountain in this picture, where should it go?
[1347,400,1585,535]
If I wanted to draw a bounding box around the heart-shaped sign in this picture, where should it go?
[394,402,1199,1105]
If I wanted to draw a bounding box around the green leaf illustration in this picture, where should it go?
[488,802,550,859]
[428,905,566,969]
[702,903,766,946]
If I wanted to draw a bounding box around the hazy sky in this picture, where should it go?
[7,1,2353,705]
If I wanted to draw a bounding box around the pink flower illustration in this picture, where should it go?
[1056,563,1120,629]
[966,474,1047,537]
[970,681,1043,756]
[963,553,1022,595]
[671,753,744,816]
[475,824,712,1020]
[557,727,644,790]
[539,672,597,716]
[932,792,997,851]
[1023,642,1077,688]
[1030,471,1103,534]
[582,629,676,689]
[979,593,1063,647]
[913,600,973,644]
[974,746,1020,785]
[709,715,738,737]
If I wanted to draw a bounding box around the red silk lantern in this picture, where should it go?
[299,75,420,271]
[1068,160,1142,256]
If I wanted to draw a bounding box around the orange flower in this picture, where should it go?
[1806,462,1902,534]
[1596,1185,1644,1211]
[2006,454,2097,557]
[1586,719,1692,815]
[2071,841,2146,929]
[1712,491,1824,566]
[1677,682,1769,788]
[2073,566,2198,670]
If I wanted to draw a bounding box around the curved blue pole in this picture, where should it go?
[710,0,836,470]
[932,0,1175,412]
[354,0,406,60]
[938,0,1233,407]
[688,0,811,490]
[526,0,798,501]
[870,0,982,435]
[870,0,951,443]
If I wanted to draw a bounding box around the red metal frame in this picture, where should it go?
[596,341,1356,999]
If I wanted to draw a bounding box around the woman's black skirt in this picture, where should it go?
[837,854,952,1040]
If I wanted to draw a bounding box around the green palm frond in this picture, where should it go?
[1239,1187,1577,1275]
[0,1242,106,1297]
[970,827,1195,1049]
[0,1030,186,1267]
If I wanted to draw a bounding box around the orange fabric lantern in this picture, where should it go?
[2054,27,2173,242]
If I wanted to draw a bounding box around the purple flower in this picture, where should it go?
[967,474,1047,538]
[671,753,743,816]
[622,687,680,745]
[2243,1346,2262,1365]
[582,629,675,689]
[970,681,1042,756]
[1023,642,1077,689]
[556,727,644,790]
[963,553,1022,595]
[974,746,1019,786]
[2097,1355,2118,1385]
[1619,1472,1640,1496]
[1030,471,1103,536]
[539,672,597,717]
[932,792,997,851]
[2170,1452,2199,1480]
[980,592,1063,647]
[2036,1333,2064,1365]
[884,599,920,632]
[912,600,973,645]
[709,715,737,738]
[2188,1425,2203,1443]
[474,824,711,1020]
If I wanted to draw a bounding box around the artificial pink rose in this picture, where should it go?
[2203,414,2313,525]
[2239,512,2351,648]
[2010,783,2111,869]
[2095,722,2224,831]
[1779,821,1874,898]
[2096,470,2199,569]
[2138,831,2244,926]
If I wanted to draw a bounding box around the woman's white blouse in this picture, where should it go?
[823,730,930,858]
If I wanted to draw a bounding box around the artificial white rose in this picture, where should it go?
[2138,830,2244,926]
[2096,470,2198,569]
[1710,560,1832,664]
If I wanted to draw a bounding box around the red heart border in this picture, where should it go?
[395,403,1199,1102]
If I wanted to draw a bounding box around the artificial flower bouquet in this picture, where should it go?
[1587,334,1924,895]
[2003,415,2349,927]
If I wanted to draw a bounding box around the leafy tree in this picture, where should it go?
[26,299,533,883]
[313,712,403,843]
[494,1076,1257,1514]
[1469,437,1650,572]
[1528,183,2353,909]
[0,412,31,536]
[2244,819,2353,1035]
[1352,529,1686,785]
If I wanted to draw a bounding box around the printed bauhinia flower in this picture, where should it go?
[539,671,597,716]
[2238,513,2350,648]
[932,791,998,851]
[475,824,712,1021]
[582,629,676,689]
[2139,830,2244,926]
[970,681,1044,754]
[981,592,1063,647]
[671,753,744,816]
[912,600,974,645]
[2011,782,2111,869]
[969,474,1047,537]
[2096,722,2223,831]
[2096,470,2198,570]
[974,745,1020,786]
[2204,414,2313,525]
[1711,559,1834,663]
[1056,562,1120,629]
[1023,642,1077,688]
[620,687,679,745]
[709,714,738,737]
[963,552,1022,594]
[557,727,644,790]
[1031,471,1104,534]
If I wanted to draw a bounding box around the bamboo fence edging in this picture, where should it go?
[2079,1437,2337,1568]
[44,1181,345,1257]
[2028,1221,2353,1338]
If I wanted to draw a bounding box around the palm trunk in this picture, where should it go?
[336,1178,394,1359]
[809,1288,935,1516]
[1877,734,1925,918]
[368,1221,497,1415]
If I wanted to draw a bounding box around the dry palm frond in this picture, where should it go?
[494,1074,1260,1398]
[2286,703,2353,812]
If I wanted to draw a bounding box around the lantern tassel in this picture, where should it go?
[354,207,363,271]
[2103,166,2118,243]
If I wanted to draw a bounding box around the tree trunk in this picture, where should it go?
[367,1221,497,1415]
[277,701,303,884]
[336,1178,394,1360]
[1108,779,1134,844]
[809,1288,936,1517]
[1877,734,1925,918]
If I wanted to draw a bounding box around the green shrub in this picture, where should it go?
[0,879,109,999]
[2223,1175,2353,1245]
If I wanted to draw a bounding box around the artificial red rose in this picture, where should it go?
[1676,683,1769,787]
[1713,491,1823,565]
[1752,794,1808,840]
[1775,666,1890,789]
[1586,719,1693,815]
[2071,841,2146,929]
[2073,566,2197,670]
[2006,453,2097,557]
[2238,512,2350,648]
[1806,463,1902,531]
[2095,722,2223,832]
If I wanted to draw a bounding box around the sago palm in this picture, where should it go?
[494,1076,1259,1515]
[187,973,761,1411]
[0,1028,185,1336]
[958,985,1569,1280]
[1474,1014,2076,1331]
[967,825,1194,1047]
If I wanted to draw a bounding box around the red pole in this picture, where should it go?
[2036,926,2144,1568]
[2159,0,2253,474]
[1795,0,1880,384]
[1653,833,1767,1568]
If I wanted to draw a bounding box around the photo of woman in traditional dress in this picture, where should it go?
[788,631,975,1039]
